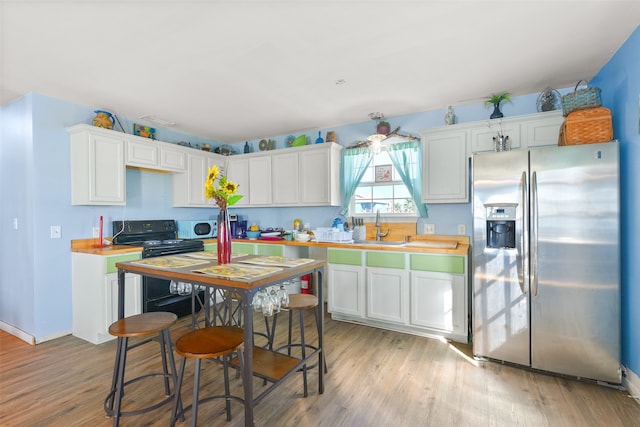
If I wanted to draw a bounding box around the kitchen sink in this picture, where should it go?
[353,240,407,247]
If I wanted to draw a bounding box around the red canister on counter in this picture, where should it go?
[301,274,311,294]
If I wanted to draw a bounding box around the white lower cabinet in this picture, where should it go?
[327,248,469,343]
[328,263,365,317]
[327,249,365,317]
[410,270,465,336]
[72,252,142,344]
[366,267,409,324]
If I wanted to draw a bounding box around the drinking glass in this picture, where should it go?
[261,293,275,316]
[269,288,281,314]
[253,290,265,311]
[278,284,289,308]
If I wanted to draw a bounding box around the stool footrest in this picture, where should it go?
[104,373,175,418]
[229,347,300,382]
[176,394,245,419]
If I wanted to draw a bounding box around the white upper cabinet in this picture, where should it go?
[421,129,468,204]
[68,124,342,208]
[69,124,193,206]
[248,156,272,206]
[522,112,565,147]
[172,151,225,207]
[126,137,187,172]
[299,143,342,206]
[226,157,251,207]
[126,139,159,168]
[69,126,126,205]
[272,151,299,205]
[421,111,564,204]
[470,121,522,152]
[225,142,342,208]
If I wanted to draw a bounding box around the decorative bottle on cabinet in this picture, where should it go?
[445,106,456,125]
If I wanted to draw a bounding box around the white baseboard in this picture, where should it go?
[0,321,71,345]
[623,365,640,405]
[35,330,71,344]
[0,321,35,345]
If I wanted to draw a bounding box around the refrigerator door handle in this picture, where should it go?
[531,170,538,296]
[520,171,528,295]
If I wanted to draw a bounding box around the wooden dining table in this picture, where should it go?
[115,253,326,427]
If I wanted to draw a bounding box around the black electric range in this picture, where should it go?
[112,220,205,317]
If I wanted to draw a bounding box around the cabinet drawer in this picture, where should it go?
[409,254,465,274]
[232,243,256,255]
[106,253,142,274]
[328,249,362,266]
[366,251,405,269]
[256,244,284,256]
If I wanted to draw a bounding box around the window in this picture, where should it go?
[351,150,417,215]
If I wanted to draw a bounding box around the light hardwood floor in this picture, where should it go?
[1,307,639,427]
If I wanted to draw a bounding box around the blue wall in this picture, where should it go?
[591,25,640,376]
[5,45,635,368]
[1,90,551,342]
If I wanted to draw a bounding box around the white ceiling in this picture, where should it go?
[2,1,639,144]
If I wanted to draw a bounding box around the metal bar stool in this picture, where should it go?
[273,293,327,397]
[170,326,245,426]
[104,312,180,427]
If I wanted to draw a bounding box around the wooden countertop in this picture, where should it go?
[71,234,469,256]
[71,238,143,255]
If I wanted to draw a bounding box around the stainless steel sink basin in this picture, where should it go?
[353,240,407,247]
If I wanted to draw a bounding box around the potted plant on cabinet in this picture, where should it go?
[376,121,391,135]
[485,92,511,119]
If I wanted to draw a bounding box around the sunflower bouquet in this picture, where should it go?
[204,165,243,210]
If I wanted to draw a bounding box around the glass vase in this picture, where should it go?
[217,209,232,264]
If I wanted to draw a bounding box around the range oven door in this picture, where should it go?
[143,276,204,318]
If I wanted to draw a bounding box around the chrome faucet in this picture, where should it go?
[375,210,389,241]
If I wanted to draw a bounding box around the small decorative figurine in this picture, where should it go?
[445,106,456,125]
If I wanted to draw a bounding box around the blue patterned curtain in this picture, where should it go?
[386,141,429,218]
[340,147,374,216]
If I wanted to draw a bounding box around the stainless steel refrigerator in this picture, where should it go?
[472,141,620,384]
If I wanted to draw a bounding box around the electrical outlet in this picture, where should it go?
[458,224,466,235]
[12,218,18,230]
[50,225,61,239]
[93,227,100,238]
[424,223,435,234]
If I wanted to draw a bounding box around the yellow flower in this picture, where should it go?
[204,165,243,210]
[207,164,220,182]
[224,180,238,194]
